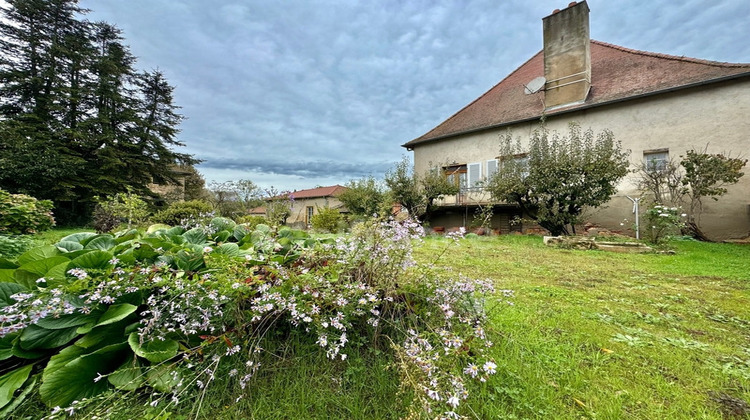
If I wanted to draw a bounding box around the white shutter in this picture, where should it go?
[486,159,498,179]
[468,162,481,189]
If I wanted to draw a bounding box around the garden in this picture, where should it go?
[0,190,748,419]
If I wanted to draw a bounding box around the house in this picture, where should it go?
[251,185,349,229]
[402,1,750,240]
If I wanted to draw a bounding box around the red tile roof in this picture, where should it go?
[403,41,750,148]
[287,185,348,199]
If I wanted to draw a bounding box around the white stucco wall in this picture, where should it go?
[412,79,750,240]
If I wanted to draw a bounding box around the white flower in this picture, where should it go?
[463,363,479,378]
[447,395,460,408]
[483,361,497,374]
[203,246,213,253]
[426,388,441,401]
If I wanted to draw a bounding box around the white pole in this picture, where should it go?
[626,196,641,240]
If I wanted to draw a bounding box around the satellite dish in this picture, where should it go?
[524,76,546,94]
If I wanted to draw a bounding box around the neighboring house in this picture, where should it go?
[402,1,750,240]
[147,166,192,203]
[251,185,349,229]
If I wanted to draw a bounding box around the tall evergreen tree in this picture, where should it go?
[0,0,197,223]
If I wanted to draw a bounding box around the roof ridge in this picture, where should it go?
[591,39,750,68]
[408,50,545,144]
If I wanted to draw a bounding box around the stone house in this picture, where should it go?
[402,1,750,240]
[251,185,349,229]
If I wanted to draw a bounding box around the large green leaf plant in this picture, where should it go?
[0,217,313,412]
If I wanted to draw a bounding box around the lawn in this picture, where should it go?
[7,230,748,419]
[414,235,750,419]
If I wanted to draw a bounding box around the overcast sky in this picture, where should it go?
[77,0,750,191]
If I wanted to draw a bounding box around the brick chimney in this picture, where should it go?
[542,1,591,109]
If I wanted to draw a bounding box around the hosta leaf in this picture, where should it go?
[146,364,181,392]
[68,250,114,270]
[0,258,18,269]
[39,342,129,407]
[0,364,32,409]
[175,251,204,272]
[210,217,236,232]
[20,325,80,350]
[114,229,139,243]
[213,243,240,257]
[17,246,60,265]
[14,256,71,289]
[0,334,16,361]
[233,225,249,241]
[84,235,117,251]
[58,232,97,245]
[36,312,99,330]
[182,228,208,245]
[133,244,159,263]
[75,321,129,349]
[146,224,171,233]
[0,375,36,416]
[128,332,179,363]
[55,241,84,252]
[11,341,47,359]
[108,357,144,391]
[166,226,185,236]
[95,304,138,327]
[44,262,74,288]
[254,224,271,233]
[0,283,27,308]
[0,270,14,283]
[213,230,231,243]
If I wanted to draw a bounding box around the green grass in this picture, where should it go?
[415,235,750,419]
[17,231,749,419]
[33,226,95,244]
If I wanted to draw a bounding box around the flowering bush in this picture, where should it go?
[0,217,505,419]
[0,189,55,235]
[644,205,686,244]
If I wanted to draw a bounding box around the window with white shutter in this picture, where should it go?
[486,159,498,180]
[468,162,481,191]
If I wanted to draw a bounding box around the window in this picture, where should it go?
[306,206,314,226]
[467,162,481,191]
[644,149,669,172]
[498,153,529,178]
[486,159,498,180]
[443,164,467,191]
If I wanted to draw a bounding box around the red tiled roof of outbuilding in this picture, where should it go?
[403,41,750,148]
[287,185,347,199]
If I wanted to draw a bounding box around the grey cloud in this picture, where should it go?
[198,157,392,179]
[79,0,750,190]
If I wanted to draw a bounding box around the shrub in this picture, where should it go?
[0,235,34,259]
[310,207,343,233]
[236,215,267,229]
[644,205,686,244]
[96,190,151,230]
[151,200,213,226]
[92,205,122,233]
[0,189,55,235]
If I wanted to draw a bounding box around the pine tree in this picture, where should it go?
[0,0,197,223]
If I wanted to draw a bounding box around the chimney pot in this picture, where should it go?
[568,1,577,7]
[553,8,560,13]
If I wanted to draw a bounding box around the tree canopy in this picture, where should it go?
[487,122,629,236]
[338,176,387,218]
[0,0,197,223]
[385,157,458,221]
